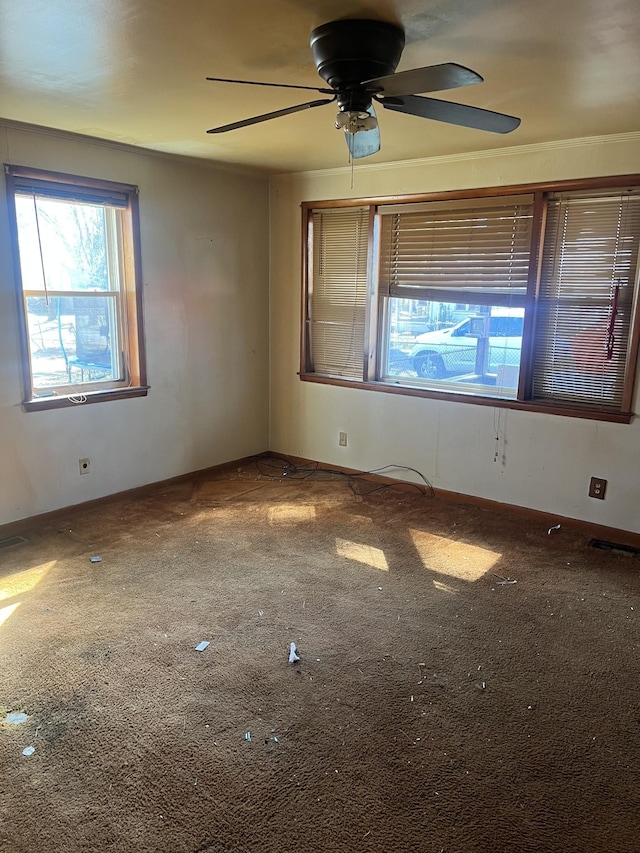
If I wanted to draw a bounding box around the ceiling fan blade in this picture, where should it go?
[206,76,333,94]
[345,106,381,159]
[382,94,520,134]
[364,63,483,97]
[207,98,334,133]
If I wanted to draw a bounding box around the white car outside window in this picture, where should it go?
[408,310,524,381]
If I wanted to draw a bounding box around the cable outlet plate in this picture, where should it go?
[79,458,91,475]
[589,476,607,500]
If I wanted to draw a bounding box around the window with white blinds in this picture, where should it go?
[378,195,534,306]
[308,207,369,379]
[532,189,640,410]
[302,179,640,421]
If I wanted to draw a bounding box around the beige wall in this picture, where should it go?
[0,123,270,525]
[3,124,639,533]
[269,133,640,533]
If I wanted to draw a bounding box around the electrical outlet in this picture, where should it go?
[589,477,607,500]
[79,458,90,475]
[338,432,348,447]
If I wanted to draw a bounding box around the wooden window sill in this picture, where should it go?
[299,373,633,424]
[23,386,149,412]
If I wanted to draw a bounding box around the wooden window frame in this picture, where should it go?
[300,175,640,423]
[5,165,148,411]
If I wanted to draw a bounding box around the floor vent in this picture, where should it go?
[0,535,28,551]
[589,539,640,557]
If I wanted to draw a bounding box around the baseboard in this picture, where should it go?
[0,453,266,540]
[2,450,638,552]
[277,452,640,550]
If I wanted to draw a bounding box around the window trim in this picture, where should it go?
[5,165,147,410]
[301,174,640,423]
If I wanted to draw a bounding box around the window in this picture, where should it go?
[307,206,369,379]
[302,179,640,421]
[532,190,639,410]
[5,166,146,410]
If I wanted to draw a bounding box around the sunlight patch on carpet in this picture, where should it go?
[268,504,317,524]
[432,579,459,594]
[0,561,56,601]
[336,538,389,571]
[409,530,500,581]
[0,602,21,629]
[345,514,375,528]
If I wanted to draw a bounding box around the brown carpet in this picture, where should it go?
[0,455,638,852]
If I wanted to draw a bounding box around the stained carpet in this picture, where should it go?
[0,456,638,852]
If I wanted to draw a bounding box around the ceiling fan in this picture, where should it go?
[206,18,520,159]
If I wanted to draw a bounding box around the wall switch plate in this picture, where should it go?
[339,432,348,447]
[589,477,607,499]
[79,458,90,475]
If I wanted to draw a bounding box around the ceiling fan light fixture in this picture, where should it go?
[335,110,378,134]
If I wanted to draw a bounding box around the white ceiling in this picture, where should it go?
[1,0,639,174]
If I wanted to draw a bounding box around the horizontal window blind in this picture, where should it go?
[7,166,132,208]
[532,189,640,409]
[309,207,369,379]
[14,182,130,209]
[378,195,534,306]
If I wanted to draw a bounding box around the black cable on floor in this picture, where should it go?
[251,453,434,499]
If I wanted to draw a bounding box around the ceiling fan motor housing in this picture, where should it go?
[310,19,405,112]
